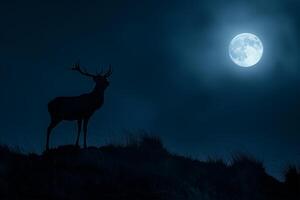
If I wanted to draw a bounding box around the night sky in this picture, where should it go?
[1,0,300,179]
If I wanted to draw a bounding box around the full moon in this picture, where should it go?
[229,33,263,67]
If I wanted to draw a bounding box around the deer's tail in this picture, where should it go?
[48,98,58,116]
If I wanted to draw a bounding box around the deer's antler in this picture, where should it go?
[103,64,112,78]
[71,62,96,78]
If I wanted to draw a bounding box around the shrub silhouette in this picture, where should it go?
[285,166,300,199]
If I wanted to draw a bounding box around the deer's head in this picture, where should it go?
[71,63,112,90]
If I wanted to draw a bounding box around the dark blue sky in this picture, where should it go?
[1,0,300,178]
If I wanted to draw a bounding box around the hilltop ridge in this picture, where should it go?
[0,135,299,200]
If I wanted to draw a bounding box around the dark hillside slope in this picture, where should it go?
[0,136,298,200]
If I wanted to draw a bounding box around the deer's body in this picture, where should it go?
[48,90,104,121]
[46,63,111,151]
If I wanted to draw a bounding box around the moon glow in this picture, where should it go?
[229,33,263,67]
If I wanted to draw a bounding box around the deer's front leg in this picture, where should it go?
[83,118,89,148]
[75,120,82,147]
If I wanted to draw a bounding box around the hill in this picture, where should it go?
[0,135,299,200]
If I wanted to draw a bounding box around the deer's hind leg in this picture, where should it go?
[46,118,61,151]
[75,120,82,147]
[83,118,90,149]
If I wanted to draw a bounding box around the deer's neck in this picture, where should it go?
[90,84,106,99]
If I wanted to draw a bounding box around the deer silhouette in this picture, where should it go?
[46,63,112,150]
